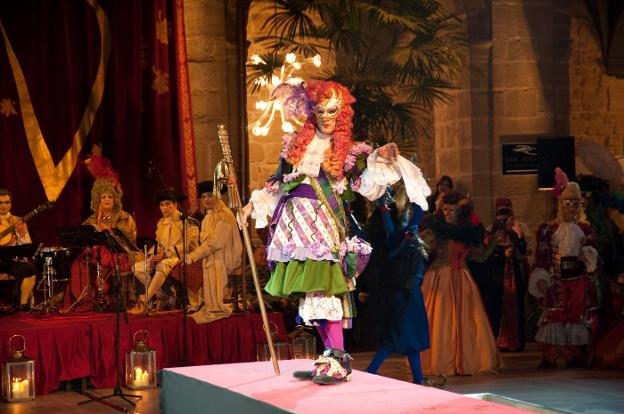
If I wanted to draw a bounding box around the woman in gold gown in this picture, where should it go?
[420,190,503,376]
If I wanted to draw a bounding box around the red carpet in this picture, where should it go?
[161,360,532,413]
[0,311,286,395]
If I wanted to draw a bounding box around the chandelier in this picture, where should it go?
[249,52,321,137]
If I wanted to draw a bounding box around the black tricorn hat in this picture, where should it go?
[156,187,187,204]
[196,180,227,196]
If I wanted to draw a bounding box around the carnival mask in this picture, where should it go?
[561,199,581,208]
[313,88,342,120]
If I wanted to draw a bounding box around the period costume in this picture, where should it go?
[365,192,430,384]
[485,197,528,351]
[132,190,198,310]
[420,202,503,376]
[187,197,242,323]
[63,210,137,311]
[529,182,598,367]
[0,211,37,310]
[249,80,430,384]
[63,154,138,311]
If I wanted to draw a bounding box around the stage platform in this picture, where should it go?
[0,311,286,395]
[160,359,532,414]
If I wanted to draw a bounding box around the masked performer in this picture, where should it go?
[485,197,529,352]
[420,190,503,376]
[529,182,598,368]
[364,184,430,384]
[240,80,430,384]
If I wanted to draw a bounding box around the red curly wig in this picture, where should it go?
[284,80,356,179]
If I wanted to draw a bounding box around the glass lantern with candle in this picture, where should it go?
[2,335,35,402]
[288,325,317,359]
[256,321,290,361]
[125,330,156,390]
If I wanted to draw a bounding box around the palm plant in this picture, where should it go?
[247,0,466,150]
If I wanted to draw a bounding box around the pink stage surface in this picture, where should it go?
[163,359,531,413]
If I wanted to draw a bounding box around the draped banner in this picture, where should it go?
[0,0,198,243]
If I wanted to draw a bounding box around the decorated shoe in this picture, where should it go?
[422,375,447,388]
[292,368,315,380]
[311,348,353,385]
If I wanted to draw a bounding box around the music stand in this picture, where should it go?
[78,229,142,410]
[58,226,108,313]
[0,243,38,306]
[0,243,38,261]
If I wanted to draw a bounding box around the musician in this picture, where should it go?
[0,189,36,312]
[63,179,137,310]
[131,189,198,311]
[192,180,227,225]
[83,181,137,241]
[185,181,242,323]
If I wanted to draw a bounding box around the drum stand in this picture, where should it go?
[34,254,57,313]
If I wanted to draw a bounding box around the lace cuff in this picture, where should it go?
[250,188,282,228]
[356,151,431,210]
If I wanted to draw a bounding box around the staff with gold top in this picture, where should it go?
[216,125,281,375]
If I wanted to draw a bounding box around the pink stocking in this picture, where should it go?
[325,320,344,350]
[316,324,331,348]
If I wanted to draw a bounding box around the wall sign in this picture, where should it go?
[501,143,538,175]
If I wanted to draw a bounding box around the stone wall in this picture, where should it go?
[434,0,578,239]
[184,0,245,185]
[570,4,624,157]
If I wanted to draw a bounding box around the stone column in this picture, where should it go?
[184,0,247,185]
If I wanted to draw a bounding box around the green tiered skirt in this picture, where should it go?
[265,259,348,298]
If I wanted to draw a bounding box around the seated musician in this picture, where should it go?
[185,181,242,323]
[0,189,37,312]
[130,189,198,312]
[63,178,137,310]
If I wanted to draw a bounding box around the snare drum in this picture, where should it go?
[37,247,70,281]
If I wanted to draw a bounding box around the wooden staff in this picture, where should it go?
[216,124,280,375]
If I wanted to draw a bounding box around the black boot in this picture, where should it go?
[311,348,353,385]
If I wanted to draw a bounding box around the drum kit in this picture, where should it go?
[32,246,70,312]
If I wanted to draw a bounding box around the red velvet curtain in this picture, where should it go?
[0,0,197,244]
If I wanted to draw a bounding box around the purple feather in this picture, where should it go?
[271,82,312,119]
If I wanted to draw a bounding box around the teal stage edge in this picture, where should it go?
[160,369,289,414]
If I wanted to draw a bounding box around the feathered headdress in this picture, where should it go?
[274,79,356,178]
[83,144,123,213]
[83,144,121,192]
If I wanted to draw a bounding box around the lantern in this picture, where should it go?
[125,330,157,390]
[256,321,290,361]
[288,325,317,359]
[2,335,35,402]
